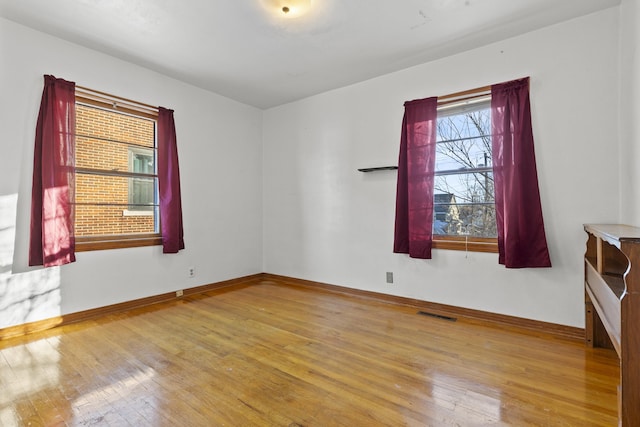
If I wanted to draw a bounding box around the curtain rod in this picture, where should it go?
[438,84,492,102]
[75,85,158,112]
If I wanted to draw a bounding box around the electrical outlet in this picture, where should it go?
[176,290,184,297]
[188,266,195,278]
[386,272,394,284]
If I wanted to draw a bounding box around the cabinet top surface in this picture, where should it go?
[584,224,640,243]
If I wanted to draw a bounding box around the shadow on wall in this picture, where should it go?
[0,193,61,330]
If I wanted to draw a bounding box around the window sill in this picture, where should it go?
[433,236,498,253]
[122,209,154,217]
[76,234,162,252]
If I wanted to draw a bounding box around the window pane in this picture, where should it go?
[132,152,155,174]
[435,107,491,173]
[76,104,155,148]
[128,148,156,211]
[433,201,497,238]
[76,173,158,235]
[435,171,494,203]
[130,177,155,210]
[435,101,495,239]
[75,204,158,236]
[435,136,491,172]
[76,135,130,171]
[434,174,495,238]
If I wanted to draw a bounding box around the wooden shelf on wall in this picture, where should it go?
[357,166,398,172]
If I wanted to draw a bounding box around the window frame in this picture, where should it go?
[74,88,162,252]
[432,88,498,253]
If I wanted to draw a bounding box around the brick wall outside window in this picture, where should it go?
[75,104,156,236]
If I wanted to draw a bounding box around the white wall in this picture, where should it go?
[620,0,640,225]
[0,17,263,329]
[263,8,621,328]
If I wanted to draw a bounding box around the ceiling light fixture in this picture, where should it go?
[263,0,312,18]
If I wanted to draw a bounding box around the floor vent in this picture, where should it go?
[417,311,457,322]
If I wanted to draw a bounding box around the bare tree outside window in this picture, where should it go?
[434,101,496,238]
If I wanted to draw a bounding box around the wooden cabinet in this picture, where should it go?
[584,224,640,427]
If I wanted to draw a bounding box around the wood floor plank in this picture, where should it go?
[0,278,619,426]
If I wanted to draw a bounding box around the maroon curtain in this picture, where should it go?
[157,107,185,253]
[29,75,76,267]
[394,97,438,259]
[491,77,551,268]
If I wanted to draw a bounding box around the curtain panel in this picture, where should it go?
[491,77,551,268]
[157,107,185,253]
[29,75,77,267]
[393,97,438,259]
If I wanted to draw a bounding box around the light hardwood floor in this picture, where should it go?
[0,277,619,426]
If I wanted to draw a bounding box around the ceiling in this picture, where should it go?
[0,0,620,109]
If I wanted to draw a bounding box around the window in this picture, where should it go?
[432,93,498,253]
[394,78,547,263]
[74,89,161,251]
